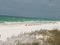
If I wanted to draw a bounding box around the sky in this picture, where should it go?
[0,0,60,19]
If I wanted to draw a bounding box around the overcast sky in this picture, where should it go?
[0,0,60,19]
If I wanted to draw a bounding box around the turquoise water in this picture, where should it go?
[0,16,59,23]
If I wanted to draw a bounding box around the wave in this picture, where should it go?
[0,20,59,25]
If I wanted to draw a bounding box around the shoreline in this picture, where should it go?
[0,21,60,41]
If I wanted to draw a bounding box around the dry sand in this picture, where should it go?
[0,22,60,41]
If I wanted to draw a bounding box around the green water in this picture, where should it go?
[0,16,59,23]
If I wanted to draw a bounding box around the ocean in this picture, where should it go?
[0,16,59,24]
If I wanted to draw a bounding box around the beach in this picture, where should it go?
[0,21,60,41]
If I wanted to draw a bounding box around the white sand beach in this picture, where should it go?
[0,22,60,41]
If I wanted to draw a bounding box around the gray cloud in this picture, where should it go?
[0,0,60,19]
